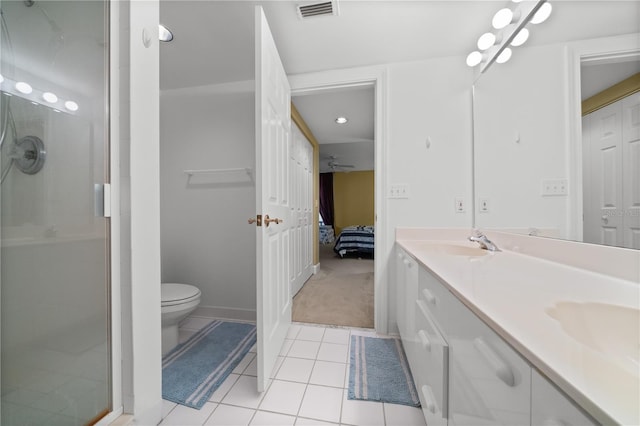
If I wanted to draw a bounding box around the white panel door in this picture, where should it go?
[622,92,640,249]
[255,5,292,392]
[583,101,624,246]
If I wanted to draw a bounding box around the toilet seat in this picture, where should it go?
[161,283,201,307]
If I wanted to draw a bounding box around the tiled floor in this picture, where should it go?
[160,317,427,426]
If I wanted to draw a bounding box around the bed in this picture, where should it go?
[333,225,375,258]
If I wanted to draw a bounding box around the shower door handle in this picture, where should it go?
[94,183,111,218]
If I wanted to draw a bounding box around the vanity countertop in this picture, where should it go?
[396,228,640,426]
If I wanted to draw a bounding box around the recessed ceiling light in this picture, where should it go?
[159,24,174,42]
[335,117,348,124]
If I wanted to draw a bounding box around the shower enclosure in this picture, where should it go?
[0,1,111,424]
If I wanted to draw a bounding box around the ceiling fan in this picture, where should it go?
[325,156,355,171]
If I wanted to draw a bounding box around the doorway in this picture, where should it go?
[290,84,376,329]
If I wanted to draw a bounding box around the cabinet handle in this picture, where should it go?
[422,288,436,304]
[421,385,438,414]
[418,330,431,351]
[473,337,515,387]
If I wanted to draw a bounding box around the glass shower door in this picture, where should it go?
[0,1,111,425]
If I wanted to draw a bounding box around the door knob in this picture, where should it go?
[601,215,609,224]
[248,218,256,224]
[264,215,283,227]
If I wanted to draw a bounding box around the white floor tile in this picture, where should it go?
[298,385,343,423]
[316,343,349,363]
[340,390,385,426]
[280,339,294,356]
[296,326,326,342]
[250,410,296,426]
[233,353,257,374]
[244,357,258,377]
[270,357,285,378]
[208,374,240,403]
[205,404,255,426]
[287,324,302,339]
[160,401,217,426]
[322,328,351,345]
[383,403,427,426]
[249,344,257,353]
[180,317,214,331]
[287,340,321,359]
[222,375,265,409]
[295,418,339,426]
[161,399,177,419]
[275,358,315,383]
[258,380,306,415]
[309,361,346,388]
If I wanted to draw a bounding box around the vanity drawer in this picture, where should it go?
[435,275,531,425]
[417,266,451,328]
[414,298,449,426]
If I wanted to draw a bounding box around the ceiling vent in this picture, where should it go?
[297,1,339,19]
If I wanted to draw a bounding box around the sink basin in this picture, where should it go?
[412,242,488,257]
[546,301,640,369]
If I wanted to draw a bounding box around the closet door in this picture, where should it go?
[621,92,640,249]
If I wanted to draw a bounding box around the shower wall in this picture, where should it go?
[160,83,257,318]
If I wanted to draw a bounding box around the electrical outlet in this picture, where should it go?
[389,184,410,199]
[479,198,490,213]
[455,197,465,213]
[541,179,568,196]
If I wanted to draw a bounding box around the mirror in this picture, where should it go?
[472,0,640,249]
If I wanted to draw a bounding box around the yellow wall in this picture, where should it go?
[333,171,374,236]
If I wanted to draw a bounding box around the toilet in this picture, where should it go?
[161,283,201,354]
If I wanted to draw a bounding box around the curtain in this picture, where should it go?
[319,172,334,226]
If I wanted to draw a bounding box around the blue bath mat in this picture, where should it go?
[162,320,256,409]
[348,335,420,407]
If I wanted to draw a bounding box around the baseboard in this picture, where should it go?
[194,305,257,322]
[313,263,320,274]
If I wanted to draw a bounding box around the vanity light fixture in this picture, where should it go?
[335,116,348,124]
[531,2,552,24]
[15,81,32,94]
[477,32,497,51]
[466,0,551,73]
[64,100,79,112]
[0,74,4,84]
[510,28,530,47]
[42,92,58,103]
[159,24,174,42]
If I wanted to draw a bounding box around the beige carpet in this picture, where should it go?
[292,244,374,328]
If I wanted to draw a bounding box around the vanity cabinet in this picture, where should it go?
[395,244,597,426]
[531,369,598,426]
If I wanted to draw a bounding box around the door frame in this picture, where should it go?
[565,33,639,242]
[289,67,388,334]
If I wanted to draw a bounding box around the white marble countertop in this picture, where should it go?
[396,228,640,426]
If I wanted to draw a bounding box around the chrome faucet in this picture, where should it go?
[468,230,501,252]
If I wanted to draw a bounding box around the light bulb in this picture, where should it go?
[496,48,513,64]
[466,51,483,67]
[0,74,4,84]
[531,2,552,24]
[15,81,32,94]
[511,28,530,46]
[65,100,79,111]
[159,24,173,42]
[492,8,513,29]
[335,117,348,124]
[42,92,58,103]
[477,33,496,51]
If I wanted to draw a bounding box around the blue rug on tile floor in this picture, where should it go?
[348,335,420,407]
[162,320,256,409]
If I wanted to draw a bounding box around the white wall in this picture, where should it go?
[385,56,474,332]
[474,43,569,237]
[160,83,257,318]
